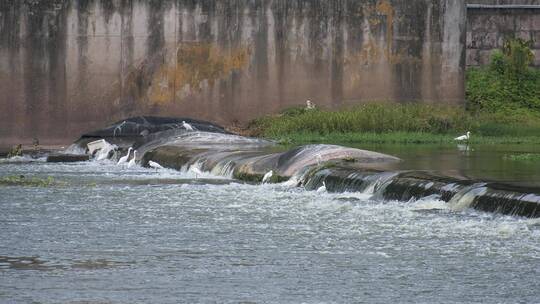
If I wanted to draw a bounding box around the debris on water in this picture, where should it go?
[87,139,107,155]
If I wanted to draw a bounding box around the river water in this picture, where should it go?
[1,146,540,303]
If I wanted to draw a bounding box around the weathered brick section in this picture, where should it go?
[467,2,540,67]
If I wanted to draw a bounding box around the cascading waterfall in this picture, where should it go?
[55,118,540,218]
[447,184,488,211]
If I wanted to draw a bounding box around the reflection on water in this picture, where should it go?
[0,256,130,272]
[0,146,539,303]
[0,256,51,271]
[356,143,540,186]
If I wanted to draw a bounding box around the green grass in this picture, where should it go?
[252,104,473,136]
[272,131,540,145]
[248,103,540,144]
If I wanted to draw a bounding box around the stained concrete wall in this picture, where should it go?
[0,0,466,145]
[467,2,540,67]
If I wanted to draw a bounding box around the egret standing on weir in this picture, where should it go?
[127,151,137,168]
[317,181,327,193]
[262,170,273,184]
[117,147,133,165]
[182,121,194,131]
[148,160,164,170]
[189,166,203,178]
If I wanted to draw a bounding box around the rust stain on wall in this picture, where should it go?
[376,0,394,59]
[349,0,396,68]
[148,43,251,104]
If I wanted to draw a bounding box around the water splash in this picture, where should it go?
[94,141,118,161]
[448,183,488,211]
[63,144,87,155]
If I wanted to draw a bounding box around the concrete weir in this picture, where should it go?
[141,143,540,218]
[63,117,540,218]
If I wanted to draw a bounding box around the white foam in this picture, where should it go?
[410,195,448,211]
[448,185,488,211]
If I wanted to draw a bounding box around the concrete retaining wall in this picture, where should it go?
[0,0,466,145]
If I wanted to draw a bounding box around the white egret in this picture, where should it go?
[454,131,470,142]
[182,121,194,131]
[262,170,273,184]
[316,181,327,193]
[127,150,137,168]
[149,160,164,170]
[189,166,203,178]
[117,147,133,165]
[306,100,316,110]
[316,153,323,166]
[113,121,127,137]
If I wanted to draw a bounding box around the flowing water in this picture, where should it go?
[1,146,540,303]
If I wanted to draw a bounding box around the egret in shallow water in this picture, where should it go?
[182,121,194,131]
[127,150,137,168]
[317,181,327,193]
[148,160,164,170]
[262,170,273,184]
[117,147,132,165]
[454,131,470,142]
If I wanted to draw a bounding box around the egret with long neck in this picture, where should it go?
[182,121,194,131]
[454,131,470,142]
[117,147,132,165]
[127,150,137,168]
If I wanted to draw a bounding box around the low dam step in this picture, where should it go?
[60,116,540,218]
[304,168,540,218]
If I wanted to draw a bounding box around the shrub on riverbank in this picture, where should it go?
[250,104,473,137]
[467,38,540,114]
[248,104,540,144]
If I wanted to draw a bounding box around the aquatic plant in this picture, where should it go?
[0,175,59,187]
[503,153,540,162]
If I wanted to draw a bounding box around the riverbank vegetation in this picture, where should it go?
[248,38,540,145]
